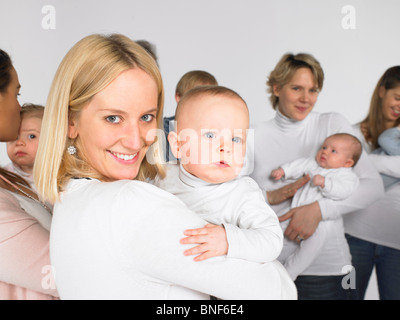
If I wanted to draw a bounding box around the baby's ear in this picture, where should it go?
[344,158,355,168]
[168,131,181,159]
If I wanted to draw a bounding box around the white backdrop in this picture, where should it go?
[1,0,399,299]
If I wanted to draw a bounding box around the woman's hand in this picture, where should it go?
[279,201,322,242]
[180,224,228,261]
[267,174,310,205]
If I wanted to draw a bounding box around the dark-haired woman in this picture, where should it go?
[345,66,400,300]
[0,49,58,299]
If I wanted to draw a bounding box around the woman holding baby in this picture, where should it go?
[250,53,384,300]
[34,33,296,300]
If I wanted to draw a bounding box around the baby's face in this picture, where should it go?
[174,94,249,184]
[7,116,42,172]
[316,136,354,169]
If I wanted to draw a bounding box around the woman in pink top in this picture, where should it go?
[0,48,58,299]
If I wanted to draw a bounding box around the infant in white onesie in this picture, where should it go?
[271,133,362,280]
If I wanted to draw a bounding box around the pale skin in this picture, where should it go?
[169,93,248,261]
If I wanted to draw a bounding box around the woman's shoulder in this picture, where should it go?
[63,177,185,207]
[0,187,20,208]
[251,119,273,131]
[0,188,44,242]
[312,111,349,123]
[309,112,355,135]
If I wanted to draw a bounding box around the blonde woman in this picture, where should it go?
[249,53,384,299]
[34,34,296,300]
[344,66,400,300]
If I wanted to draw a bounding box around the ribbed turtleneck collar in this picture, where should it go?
[273,109,310,133]
[178,163,212,188]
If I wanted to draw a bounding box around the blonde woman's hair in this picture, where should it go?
[360,66,400,149]
[266,53,324,110]
[34,33,165,203]
[175,70,218,98]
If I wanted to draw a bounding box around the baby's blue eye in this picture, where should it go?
[203,132,216,139]
[28,134,37,140]
[232,137,242,143]
[106,115,121,124]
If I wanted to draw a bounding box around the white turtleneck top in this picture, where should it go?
[156,164,283,263]
[249,110,384,276]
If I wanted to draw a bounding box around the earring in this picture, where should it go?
[67,145,77,155]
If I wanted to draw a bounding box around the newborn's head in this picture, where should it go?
[316,133,362,169]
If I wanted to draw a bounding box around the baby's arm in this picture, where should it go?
[320,170,359,201]
[279,157,315,181]
[181,178,283,263]
[222,178,283,263]
[312,174,325,188]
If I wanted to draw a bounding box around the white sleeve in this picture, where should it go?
[281,157,315,180]
[321,171,359,201]
[368,154,400,178]
[112,183,295,300]
[318,114,384,220]
[223,179,283,263]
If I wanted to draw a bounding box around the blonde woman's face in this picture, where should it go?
[273,68,319,121]
[68,68,158,181]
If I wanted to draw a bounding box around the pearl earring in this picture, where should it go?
[67,145,77,155]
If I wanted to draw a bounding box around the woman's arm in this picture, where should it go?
[0,190,58,297]
[267,174,310,205]
[113,183,296,300]
[369,154,400,178]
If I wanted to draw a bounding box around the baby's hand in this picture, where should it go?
[180,224,228,262]
[271,168,285,180]
[312,174,325,188]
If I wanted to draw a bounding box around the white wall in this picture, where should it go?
[1,0,398,299]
